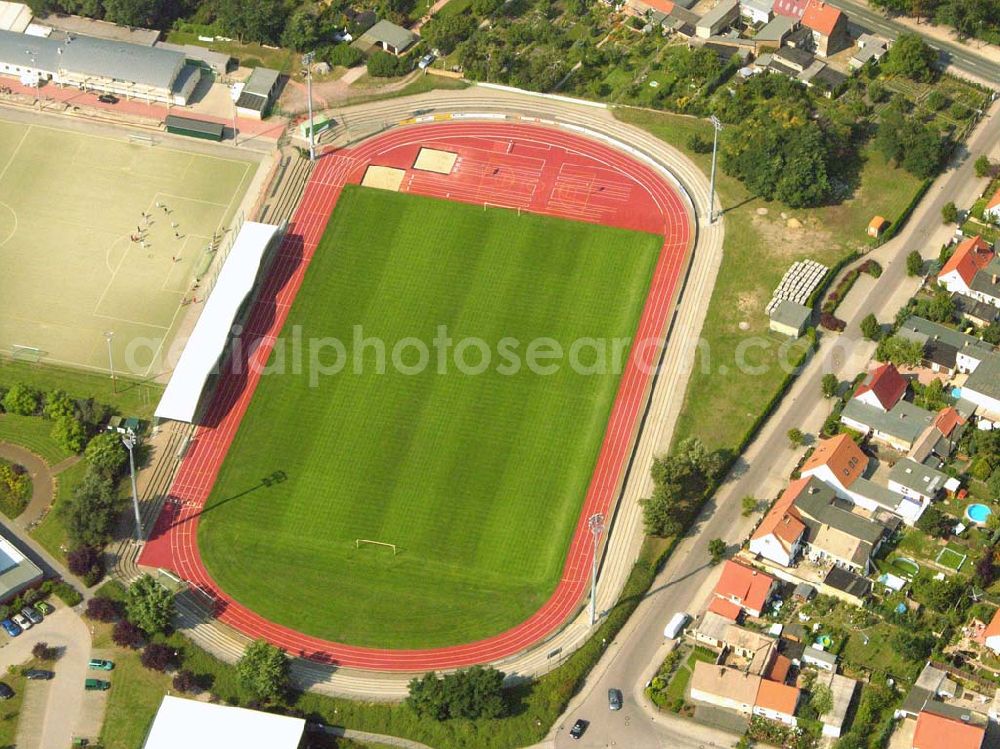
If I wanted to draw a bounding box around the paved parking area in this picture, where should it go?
[15,680,50,748]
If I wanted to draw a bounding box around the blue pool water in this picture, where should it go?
[966,503,992,524]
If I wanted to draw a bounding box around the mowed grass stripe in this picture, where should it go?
[198,186,662,648]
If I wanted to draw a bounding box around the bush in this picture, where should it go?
[112,620,145,649]
[367,50,412,78]
[942,201,958,223]
[51,415,87,453]
[326,43,364,68]
[126,575,175,635]
[31,641,55,661]
[85,596,122,623]
[67,546,100,578]
[949,102,971,120]
[173,669,198,693]
[975,155,992,178]
[84,432,128,480]
[1,384,40,416]
[860,313,881,341]
[687,133,713,154]
[861,259,882,278]
[820,313,845,332]
[140,642,175,672]
[52,581,82,607]
[43,390,75,421]
[925,90,947,110]
[906,250,924,276]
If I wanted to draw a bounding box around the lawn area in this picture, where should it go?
[0,414,73,465]
[166,32,299,73]
[937,544,968,572]
[198,186,662,649]
[664,647,717,704]
[0,669,28,745]
[437,0,473,18]
[841,621,922,681]
[31,458,88,559]
[343,72,469,105]
[614,107,926,453]
[0,360,161,420]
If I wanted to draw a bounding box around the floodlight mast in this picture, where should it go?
[302,52,316,162]
[123,432,143,542]
[708,114,724,224]
[588,513,605,627]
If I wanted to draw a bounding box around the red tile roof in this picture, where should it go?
[933,407,965,438]
[773,0,809,18]
[987,187,1000,212]
[715,561,775,615]
[708,597,743,620]
[751,478,807,545]
[755,679,800,715]
[940,235,994,287]
[913,710,985,749]
[767,654,791,683]
[854,362,907,411]
[983,607,1000,642]
[801,0,842,36]
[800,434,866,488]
[639,0,675,12]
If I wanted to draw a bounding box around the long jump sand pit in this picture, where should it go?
[413,147,457,174]
[360,165,405,191]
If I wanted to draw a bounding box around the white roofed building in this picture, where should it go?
[143,695,305,749]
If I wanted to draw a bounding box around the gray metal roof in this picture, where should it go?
[851,477,904,511]
[888,458,948,496]
[823,566,871,599]
[841,398,934,444]
[795,478,886,545]
[969,269,1000,300]
[243,67,280,97]
[770,299,811,328]
[898,316,993,354]
[698,0,739,28]
[362,20,418,51]
[965,353,1000,400]
[742,0,774,14]
[0,534,42,602]
[803,645,837,664]
[0,28,184,88]
[756,15,795,42]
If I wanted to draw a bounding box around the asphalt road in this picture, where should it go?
[826,0,1000,83]
[546,99,1000,749]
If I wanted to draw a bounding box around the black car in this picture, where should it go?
[608,688,623,711]
[25,669,54,680]
[0,682,13,700]
[97,94,119,104]
[569,719,588,740]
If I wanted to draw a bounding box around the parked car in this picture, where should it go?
[84,678,110,691]
[0,682,13,700]
[97,94,118,104]
[22,607,42,625]
[663,611,689,639]
[418,53,436,70]
[608,688,623,711]
[34,601,54,616]
[24,669,53,680]
[88,659,114,671]
[1,619,21,637]
[569,719,588,740]
[12,613,31,630]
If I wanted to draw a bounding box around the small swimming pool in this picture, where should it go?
[966,503,992,525]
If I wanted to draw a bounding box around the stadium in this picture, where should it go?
[140,117,696,670]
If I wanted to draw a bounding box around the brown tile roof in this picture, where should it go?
[715,561,775,614]
[913,710,985,749]
[751,477,807,545]
[801,0,842,36]
[708,597,743,620]
[755,679,800,715]
[853,362,907,411]
[933,407,965,437]
[800,434,866,488]
[940,235,994,287]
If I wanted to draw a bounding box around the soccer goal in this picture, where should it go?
[129,134,156,147]
[355,539,398,556]
[10,344,44,363]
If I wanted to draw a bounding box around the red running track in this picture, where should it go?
[140,121,693,671]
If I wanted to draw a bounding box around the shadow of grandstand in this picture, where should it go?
[198,232,305,429]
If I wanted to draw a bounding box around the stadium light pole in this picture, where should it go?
[122,432,143,542]
[26,52,39,109]
[708,114,723,224]
[588,513,605,627]
[302,52,316,162]
[104,331,117,393]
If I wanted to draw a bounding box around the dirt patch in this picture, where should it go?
[738,290,765,318]
[751,214,839,258]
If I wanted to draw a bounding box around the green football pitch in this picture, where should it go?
[198,186,663,648]
[0,118,256,375]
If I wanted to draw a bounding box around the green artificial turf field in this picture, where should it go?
[198,186,663,648]
[0,118,255,375]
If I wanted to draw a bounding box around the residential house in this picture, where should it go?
[820,565,871,605]
[802,645,837,671]
[626,0,676,16]
[938,235,998,308]
[725,625,777,675]
[356,20,418,55]
[753,679,800,726]
[741,0,774,25]
[696,0,740,38]
[962,352,1000,418]
[772,0,809,18]
[795,478,888,574]
[749,479,807,567]
[713,560,777,617]
[694,610,733,649]
[818,672,858,738]
[772,45,815,73]
[690,662,761,714]
[913,709,986,749]
[849,33,888,69]
[800,0,848,56]
[854,363,908,411]
[984,187,1000,223]
[767,653,792,683]
[708,596,744,620]
[840,398,934,453]
[887,458,951,505]
[754,14,796,49]
[897,316,995,375]
[983,607,1000,654]
[910,407,967,464]
[955,293,1000,326]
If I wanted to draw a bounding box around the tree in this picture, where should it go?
[883,32,938,81]
[407,672,449,719]
[43,389,75,421]
[172,669,197,693]
[84,432,128,480]
[31,641,55,661]
[85,596,122,622]
[917,505,953,539]
[326,44,364,68]
[126,574,174,635]
[51,415,86,453]
[102,0,162,27]
[2,384,39,415]
[906,250,924,276]
[423,13,476,55]
[237,640,290,703]
[61,468,118,548]
[406,667,507,720]
[983,322,1000,345]
[821,373,839,398]
[215,0,288,45]
[925,89,947,110]
[810,684,833,716]
[787,428,805,447]
[988,468,1000,498]
[281,5,321,51]
[367,50,411,78]
[140,642,174,672]
[741,496,757,517]
[894,630,934,660]
[708,538,726,564]
[67,545,102,584]
[942,201,958,224]
[875,335,924,367]
[975,155,993,178]
[687,133,712,154]
[860,313,881,341]
[975,551,996,587]
[112,620,145,649]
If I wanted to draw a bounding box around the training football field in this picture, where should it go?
[198,186,663,648]
[0,118,255,375]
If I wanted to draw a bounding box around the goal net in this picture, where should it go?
[355,539,397,556]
